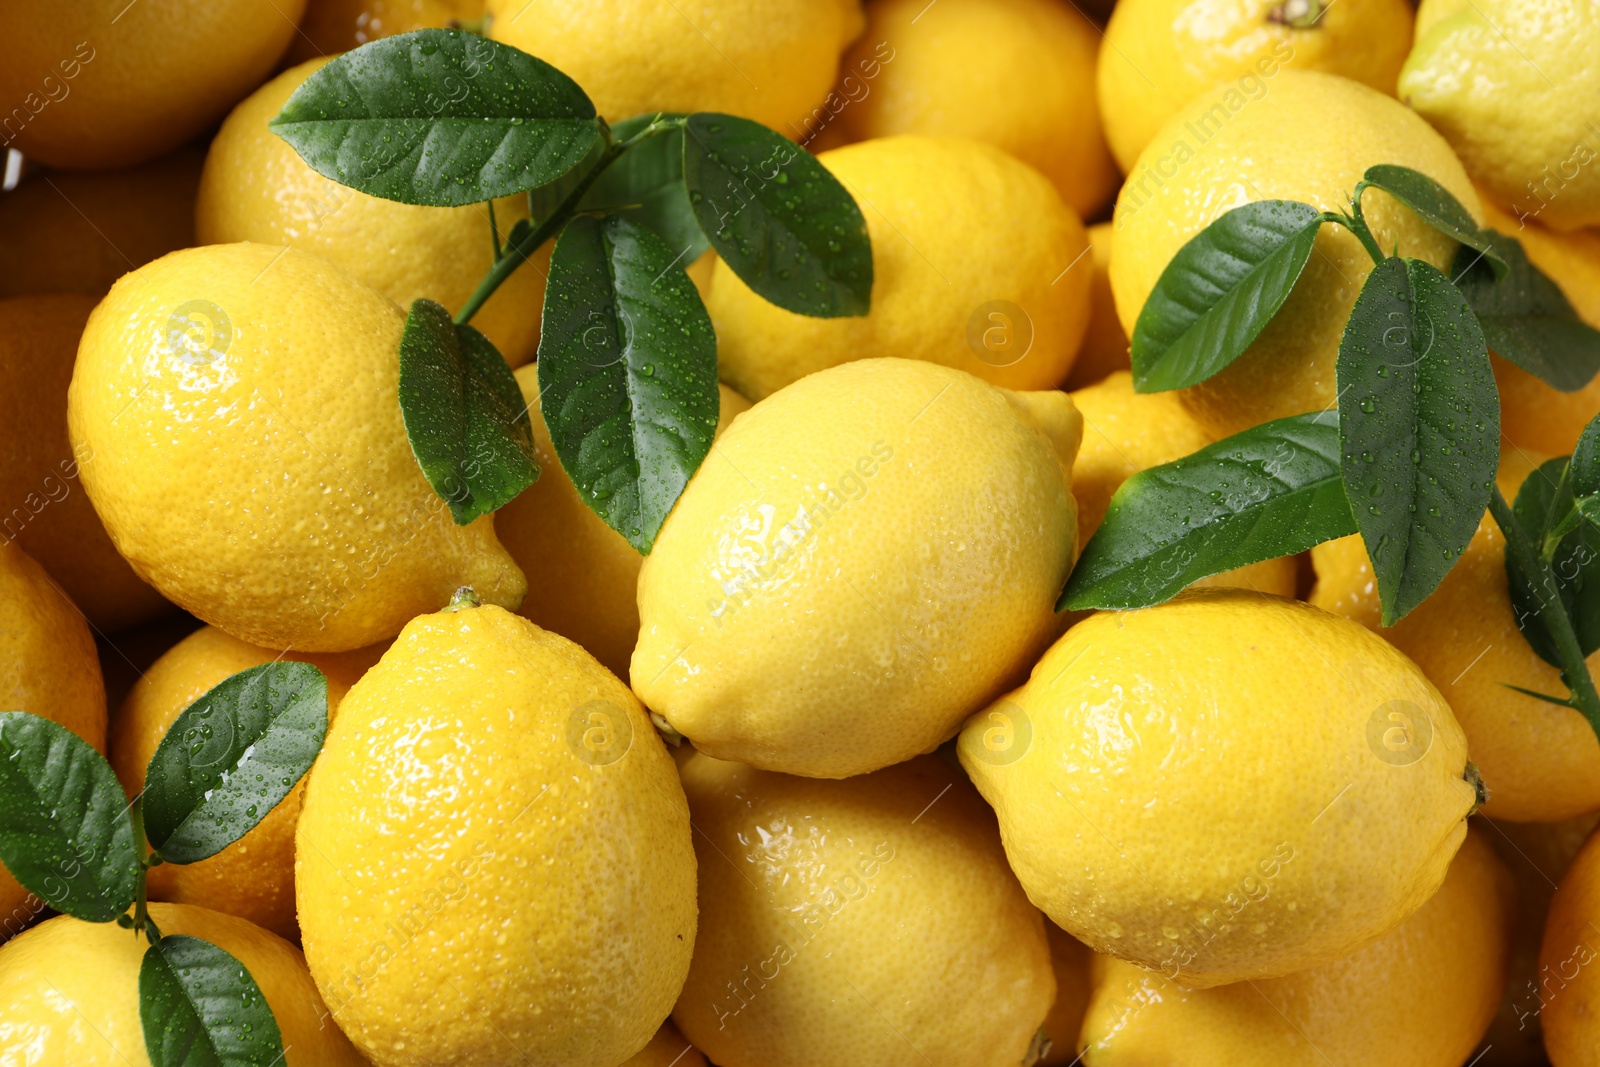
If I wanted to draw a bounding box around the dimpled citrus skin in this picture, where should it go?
[673,753,1055,1067]
[1098,0,1414,173]
[831,0,1117,219]
[1063,224,1132,392]
[1538,824,1600,1066]
[633,359,1081,779]
[296,604,696,1067]
[0,543,108,939]
[1401,0,1600,231]
[289,0,484,63]
[1111,70,1477,439]
[67,243,526,652]
[709,137,1092,401]
[197,60,545,368]
[0,904,365,1065]
[0,0,306,170]
[0,295,170,632]
[624,1021,708,1067]
[497,369,750,678]
[1038,924,1094,1067]
[1311,453,1600,822]
[0,147,203,300]
[1070,371,1298,597]
[486,0,858,131]
[960,591,1477,987]
[1078,827,1512,1067]
[109,626,385,941]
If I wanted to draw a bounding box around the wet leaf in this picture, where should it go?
[140,936,285,1067]
[1362,164,1507,277]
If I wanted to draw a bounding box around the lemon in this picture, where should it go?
[0,147,203,299]
[633,358,1081,779]
[1039,925,1094,1067]
[1070,371,1298,597]
[1475,196,1600,458]
[1111,70,1477,439]
[68,243,526,652]
[486,0,860,131]
[289,0,483,64]
[0,903,365,1065]
[108,626,385,941]
[1311,452,1600,821]
[0,541,107,941]
[830,0,1117,219]
[1099,0,1415,174]
[710,137,1092,401]
[960,590,1477,987]
[672,752,1055,1067]
[1536,820,1600,1066]
[0,294,170,632]
[296,601,696,1067]
[496,369,750,678]
[1401,0,1600,231]
[197,60,545,368]
[625,1021,708,1067]
[1063,223,1131,392]
[0,0,306,170]
[1077,826,1512,1066]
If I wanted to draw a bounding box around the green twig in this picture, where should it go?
[129,797,161,944]
[1328,185,1387,267]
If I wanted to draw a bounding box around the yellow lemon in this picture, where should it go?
[1310,453,1600,822]
[0,0,306,170]
[0,903,365,1065]
[1111,70,1477,438]
[1536,822,1600,1066]
[1063,223,1131,391]
[0,541,107,941]
[960,590,1477,987]
[289,0,483,63]
[1099,0,1415,173]
[1400,0,1600,231]
[486,0,860,131]
[197,60,545,368]
[829,0,1117,219]
[0,294,170,632]
[1039,924,1094,1067]
[108,626,385,941]
[710,137,1092,401]
[495,368,750,678]
[1077,826,1512,1066]
[68,243,525,652]
[296,601,696,1067]
[625,1021,708,1067]
[633,358,1081,779]
[1070,370,1299,597]
[672,752,1055,1067]
[0,147,203,299]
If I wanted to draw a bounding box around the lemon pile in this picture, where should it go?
[1,1,1599,1066]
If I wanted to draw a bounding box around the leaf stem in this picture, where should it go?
[1489,487,1600,734]
[1329,185,1387,267]
[130,797,161,945]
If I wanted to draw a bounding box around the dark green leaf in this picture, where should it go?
[1130,200,1323,392]
[580,114,709,264]
[1362,164,1507,278]
[140,936,284,1067]
[682,112,871,317]
[142,663,328,866]
[1506,457,1600,668]
[0,712,136,922]
[537,214,719,553]
[1453,231,1600,392]
[1059,414,1356,610]
[399,299,539,524]
[1338,256,1499,625]
[269,29,603,207]
[1572,413,1600,498]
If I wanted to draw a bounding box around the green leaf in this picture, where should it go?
[537,214,719,553]
[681,112,871,317]
[399,299,539,524]
[580,114,709,265]
[1506,457,1600,668]
[140,935,285,1067]
[1361,165,1507,278]
[1572,413,1600,498]
[1453,232,1600,392]
[1337,256,1500,625]
[142,663,328,866]
[1059,414,1356,610]
[1130,200,1323,392]
[269,29,603,207]
[0,712,137,923]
